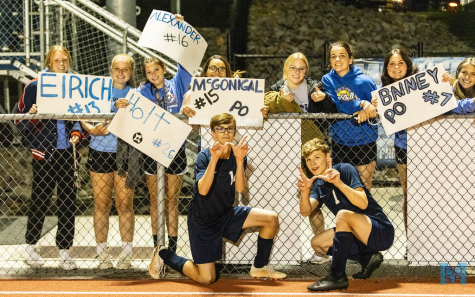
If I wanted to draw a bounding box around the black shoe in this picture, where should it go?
[353,252,383,279]
[307,274,349,292]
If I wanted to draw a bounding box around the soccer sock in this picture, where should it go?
[331,231,353,278]
[122,241,133,256]
[168,236,178,254]
[97,242,107,255]
[254,236,274,269]
[159,248,188,274]
[153,234,158,248]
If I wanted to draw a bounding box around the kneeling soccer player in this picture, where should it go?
[149,113,287,284]
[297,138,394,292]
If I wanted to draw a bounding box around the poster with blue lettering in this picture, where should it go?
[188,77,265,127]
[107,90,192,167]
[138,10,207,76]
[36,72,113,114]
[373,65,457,135]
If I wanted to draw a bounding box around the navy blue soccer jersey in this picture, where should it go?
[309,163,390,224]
[189,148,247,228]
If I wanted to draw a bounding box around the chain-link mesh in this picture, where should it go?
[0,1,24,53]
[2,113,474,277]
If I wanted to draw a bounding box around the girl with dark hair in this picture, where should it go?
[180,55,255,118]
[134,15,192,273]
[381,51,474,236]
[322,41,378,191]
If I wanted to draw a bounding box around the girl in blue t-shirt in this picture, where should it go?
[135,15,192,259]
[322,41,378,191]
[81,54,136,270]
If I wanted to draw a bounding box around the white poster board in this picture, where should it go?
[188,77,265,127]
[200,119,301,265]
[407,117,475,266]
[373,65,457,135]
[36,73,112,114]
[138,10,207,76]
[108,90,192,167]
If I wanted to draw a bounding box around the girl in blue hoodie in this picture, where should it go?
[136,45,192,260]
[322,41,378,191]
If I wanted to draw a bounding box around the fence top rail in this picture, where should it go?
[1,113,474,122]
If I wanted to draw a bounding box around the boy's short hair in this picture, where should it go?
[210,113,236,131]
[301,138,330,178]
[302,138,330,158]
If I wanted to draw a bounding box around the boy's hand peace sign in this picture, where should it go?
[210,134,230,159]
[296,166,318,191]
[316,157,341,185]
[229,136,249,160]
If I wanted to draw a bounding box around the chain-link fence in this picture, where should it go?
[1,113,474,277]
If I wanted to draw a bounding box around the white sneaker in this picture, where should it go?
[149,246,166,279]
[116,252,132,270]
[58,250,77,270]
[96,251,113,270]
[305,253,331,264]
[250,264,287,280]
[23,245,45,268]
[58,258,77,270]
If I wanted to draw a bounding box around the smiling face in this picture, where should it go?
[49,51,70,73]
[457,64,475,90]
[145,62,166,89]
[305,150,330,176]
[387,53,408,82]
[206,59,227,78]
[330,46,353,77]
[111,58,132,89]
[211,123,236,145]
[287,59,307,87]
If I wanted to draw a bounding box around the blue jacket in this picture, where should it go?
[322,66,378,146]
[394,98,475,149]
[136,63,192,113]
[16,78,82,162]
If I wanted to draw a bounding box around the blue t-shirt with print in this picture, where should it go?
[89,85,132,152]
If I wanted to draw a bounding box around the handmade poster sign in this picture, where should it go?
[36,72,112,114]
[188,77,265,127]
[138,10,207,76]
[107,90,192,167]
[373,65,457,135]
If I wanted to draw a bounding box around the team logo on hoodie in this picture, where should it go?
[336,87,360,102]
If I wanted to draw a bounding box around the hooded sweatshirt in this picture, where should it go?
[322,65,378,146]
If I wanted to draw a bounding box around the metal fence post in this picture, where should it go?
[157,164,166,246]
[39,0,45,69]
[418,41,424,58]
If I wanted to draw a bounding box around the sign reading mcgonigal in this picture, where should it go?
[138,10,208,76]
[188,77,265,127]
[373,65,457,135]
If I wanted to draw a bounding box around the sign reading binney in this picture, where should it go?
[373,65,457,135]
[188,77,265,127]
[138,10,207,76]
[36,72,112,114]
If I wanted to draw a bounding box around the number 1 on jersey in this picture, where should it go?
[332,190,340,204]
[229,171,235,185]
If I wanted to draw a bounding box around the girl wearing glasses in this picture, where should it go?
[322,41,378,192]
[134,15,192,264]
[267,52,337,265]
[181,55,246,118]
